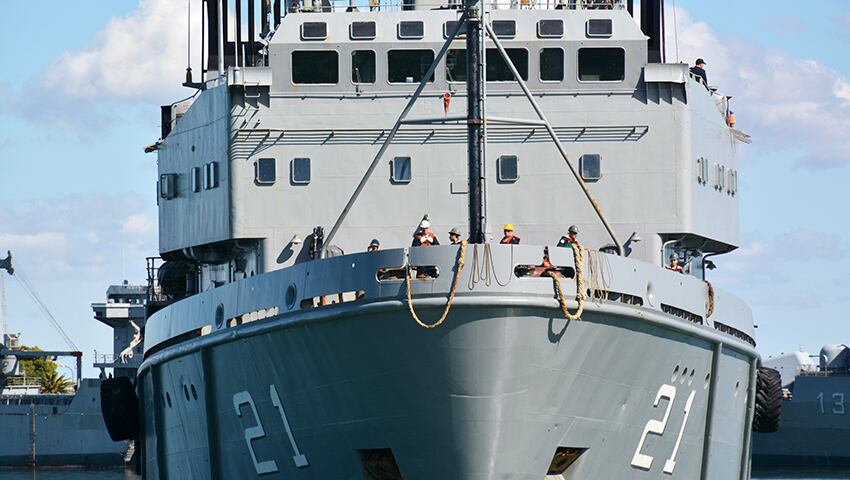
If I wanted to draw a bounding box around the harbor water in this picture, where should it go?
[0,469,849,479]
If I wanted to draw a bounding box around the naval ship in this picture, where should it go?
[0,252,138,466]
[101,0,778,478]
[753,345,850,468]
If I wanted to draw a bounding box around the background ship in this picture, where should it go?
[99,0,779,478]
[0,251,143,467]
[753,345,850,468]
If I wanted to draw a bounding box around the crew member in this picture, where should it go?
[557,225,579,248]
[367,239,380,252]
[412,220,439,247]
[448,228,462,245]
[500,224,521,244]
[666,253,683,273]
[690,58,708,86]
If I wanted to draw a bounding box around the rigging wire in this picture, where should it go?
[671,0,680,63]
[9,261,78,351]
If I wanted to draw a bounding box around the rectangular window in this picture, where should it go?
[486,48,528,81]
[191,167,201,193]
[291,158,311,185]
[204,162,219,189]
[537,19,564,38]
[447,49,528,82]
[580,154,602,181]
[352,50,376,84]
[388,50,435,83]
[391,156,412,184]
[443,20,467,38]
[446,49,466,82]
[301,22,328,40]
[586,19,613,37]
[398,21,424,39]
[540,48,564,81]
[292,51,339,84]
[350,21,376,40]
[160,173,177,199]
[255,158,276,185]
[497,155,518,183]
[578,48,625,82]
[492,20,516,38]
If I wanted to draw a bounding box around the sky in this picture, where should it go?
[0,0,849,377]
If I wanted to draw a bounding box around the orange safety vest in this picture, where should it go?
[500,234,520,245]
[417,232,436,246]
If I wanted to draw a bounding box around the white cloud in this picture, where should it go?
[122,213,157,235]
[38,0,202,104]
[0,194,157,281]
[667,8,850,169]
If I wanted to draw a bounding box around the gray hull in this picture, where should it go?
[138,246,758,479]
[753,375,850,468]
[0,379,128,467]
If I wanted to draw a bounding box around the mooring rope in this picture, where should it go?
[405,241,468,329]
[547,244,586,321]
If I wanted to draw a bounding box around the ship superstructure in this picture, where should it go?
[0,253,129,466]
[126,0,765,478]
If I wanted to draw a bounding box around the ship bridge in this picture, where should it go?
[152,0,747,294]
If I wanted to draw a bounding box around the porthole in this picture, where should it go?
[586,18,613,38]
[350,21,376,40]
[215,304,225,329]
[398,21,424,40]
[183,385,190,401]
[301,22,328,40]
[285,283,298,310]
[671,365,680,383]
[191,384,198,400]
[166,392,172,408]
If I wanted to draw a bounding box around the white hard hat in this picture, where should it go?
[419,220,430,229]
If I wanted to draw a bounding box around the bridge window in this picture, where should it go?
[350,21,376,40]
[540,48,564,81]
[255,158,276,185]
[497,155,518,183]
[292,51,338,84]
[301,22,327,40]
[291,158,311,185]
[391,156,412,184]
[352,50,376,84]
[580,154,601,181]
[446,48,528,82]
[487,48,528,81]
[578,48,624,82]
[388,50,435,83]
[398,21,424,39]
[537,19,564,38]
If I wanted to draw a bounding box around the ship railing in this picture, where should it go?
[93,352,141,366]
[3,375,41,387]
[309,0,625,13]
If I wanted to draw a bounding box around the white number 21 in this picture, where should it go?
[631,384,696,474]
[233,385,310,476]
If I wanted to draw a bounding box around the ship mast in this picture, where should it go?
[465,0,485,244]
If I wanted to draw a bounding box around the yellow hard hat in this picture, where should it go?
[503,223,514,231]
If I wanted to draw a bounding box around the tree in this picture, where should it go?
[40,370,73,394]
[18,346,59,386]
